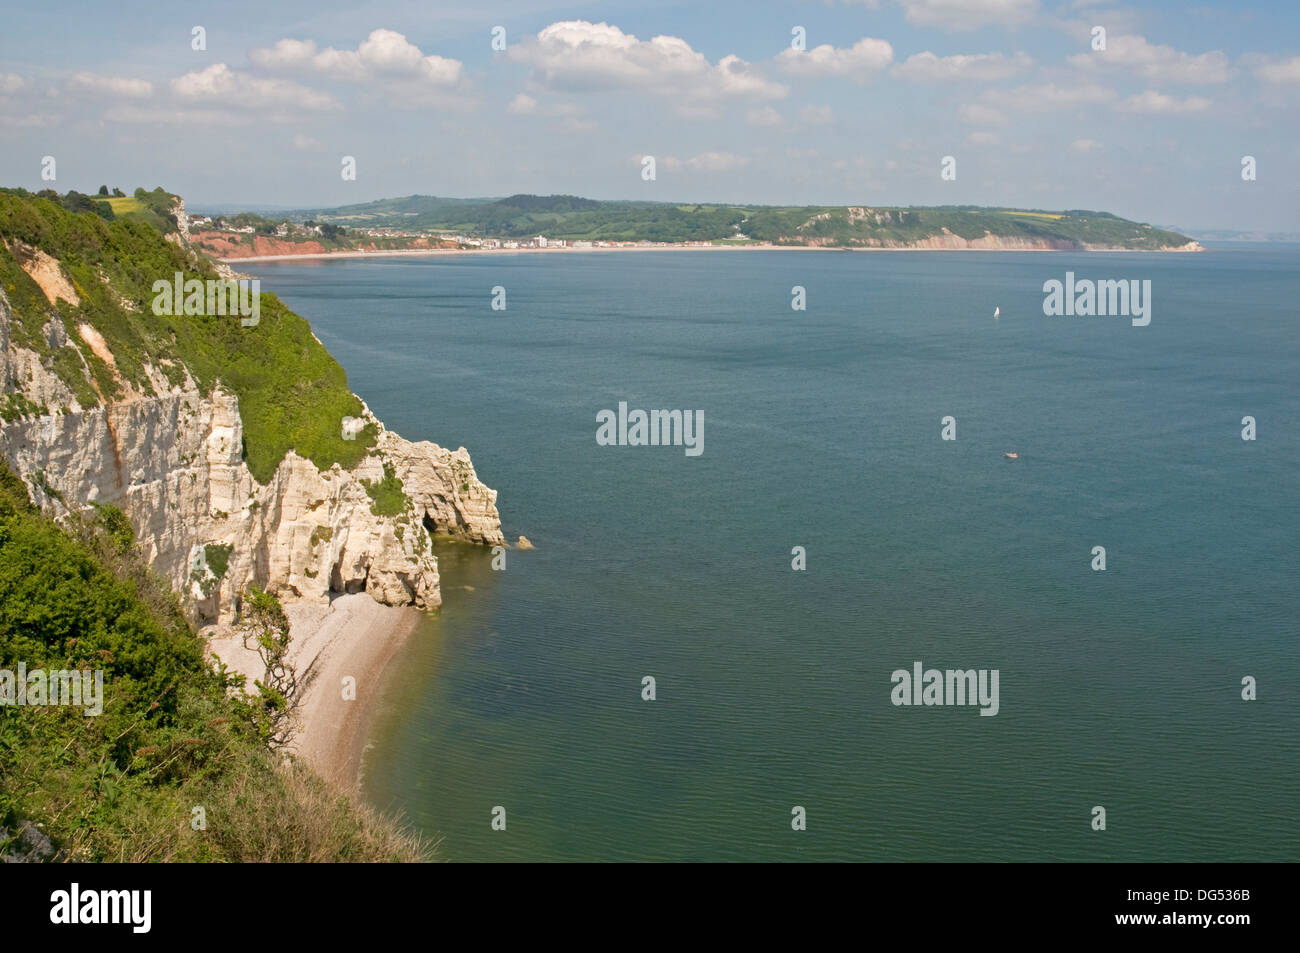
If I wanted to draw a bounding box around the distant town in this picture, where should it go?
[187,213,726,258]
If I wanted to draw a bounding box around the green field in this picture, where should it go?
[93,196,145,215]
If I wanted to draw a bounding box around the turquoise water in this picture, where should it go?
[251,247,1299,861]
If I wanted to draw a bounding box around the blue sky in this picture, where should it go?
[1,0,1297,231]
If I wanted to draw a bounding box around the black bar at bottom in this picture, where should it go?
[5,861,1281,940]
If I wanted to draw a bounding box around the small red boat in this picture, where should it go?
[1003,451,1019,459]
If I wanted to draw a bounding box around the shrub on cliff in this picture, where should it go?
[360,461,409,517]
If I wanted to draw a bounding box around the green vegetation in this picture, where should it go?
[0,392,46,422]
[233,587,295,749]
[127,187,182,233]
[740,204,1192,250]
[0,189,377,482]
[0,460,425,861]
[190,542,232,598]
[360,462,408,517]
[225,212,279,235]
[92,196,145,217]
[27,470,62,503]
[202,212,349,244]
[279,193,1194,250]
[203,543,232,581]
[451,459,472,495]
[0,186,182,233]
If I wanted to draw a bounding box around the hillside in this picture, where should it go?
[0,186,511,861]
[263,194,1200,251]
[0,187,376,479]
[0,187,504,629]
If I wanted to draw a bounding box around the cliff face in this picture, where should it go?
[788,225,1203,252]
[0,213,503,624]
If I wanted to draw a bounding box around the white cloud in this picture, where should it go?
[1068,35,1231,84]
[893,50,1032,82]
[673,103,722,120]
[102,104,252,125]
[1246,55,1300,84]
[0,73,25,95]
[1118,90,1211,114]
[799,104,834,125]
[895,0,1040,31]
[966,131,1000,146]
[985,82,1114,111]
[507,93,538,114]
[291,133,325,151]
[66,73,153,99]
[0,111,57,128]
[686,151,748,172]
[252,29,463,87]
[510,20,785,104]
[958,102,1008,125]
[251,39,316,70]
[747,106,782,126]
[776,37,893,80]
[171,64,339,111]
[1070,138,1102,153]
[712,54,785,98]
[505,94,594,131]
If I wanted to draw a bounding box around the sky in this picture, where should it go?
[1,0,1297,232]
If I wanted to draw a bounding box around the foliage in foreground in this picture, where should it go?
[0,461,426,861]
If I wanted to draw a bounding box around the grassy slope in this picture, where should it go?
[0,460,425,861]
[0,191,377,482]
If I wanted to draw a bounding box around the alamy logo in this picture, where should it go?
[596,401,703,457]
[0,664,103,716]
[1042,272,1151,326]
[890,661,1000,716]
[50,883,151,933]
[151,272,260,326]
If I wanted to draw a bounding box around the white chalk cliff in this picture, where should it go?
[0,216,503,624]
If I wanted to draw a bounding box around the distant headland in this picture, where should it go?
[183,194,1203,260]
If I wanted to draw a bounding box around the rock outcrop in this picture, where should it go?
[0,278,503,624]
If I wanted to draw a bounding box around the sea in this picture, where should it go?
[248,245,1299,861]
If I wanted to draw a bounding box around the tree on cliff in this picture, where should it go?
[236,587,298,749]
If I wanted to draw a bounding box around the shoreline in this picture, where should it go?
[206,592,421,789]
[223,242,1203,264]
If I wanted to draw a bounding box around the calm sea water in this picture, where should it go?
[251,246,1299,861]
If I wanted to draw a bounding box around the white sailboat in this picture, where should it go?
[994,306,1000,320]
